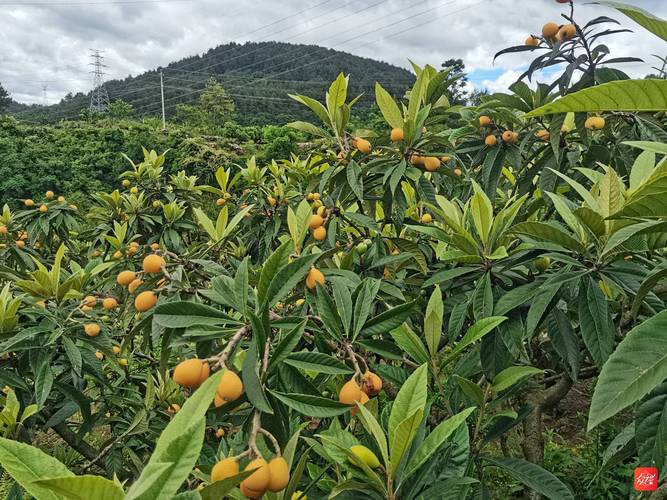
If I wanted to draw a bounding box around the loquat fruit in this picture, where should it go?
[84,323,101,337]
[354,138,372,153]
[242,458,271,493]
[134,291,157,312]
[117,270,136,286]
[143,254,166,274]
[423,157,440,172]
[215,370,243,405]
[339,379,363,405]
[525,35,540,46]
[390,127,404,142]
[267,456,290,492]
[102,297,118,310]
[211,457,239,482]
[585,116,605,130]
[173,358,210,389]
[313,226,327,241]
[128,278,144,294]
[542,22,560,39]
[309,214,324,230]
[305,267,325,290]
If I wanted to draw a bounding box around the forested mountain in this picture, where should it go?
[11,41,415,125]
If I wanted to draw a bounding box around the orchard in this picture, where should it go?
[1,1,667,499]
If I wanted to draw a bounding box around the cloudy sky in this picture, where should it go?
[1,0,665,105]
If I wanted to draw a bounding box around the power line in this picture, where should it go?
[0,0,189,5]
[130,0,471,115]
[17,1,483,121]
[161,0,450,96]
[171,0,339,75]
[170,0,389,79]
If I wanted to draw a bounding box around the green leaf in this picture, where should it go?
[550,169,601,213]
[589,309,667,430]
[355,403,389,469]
[35,361,53,407]
[388,364,428,449]
[470,183,493,245]
[528,79,667,117]
[454,375,485,407]
[601,219,667,257]
[472,273,493,320]
[375,82,403,129]
[270,391,351,417]
[257,240,292,306]
[512,222,585,253]
[629,150,656,190]
[193,207,217,241]
[352,279,381,339]
[444,316,508,365]
[389,409,423,478]
[199,471,255,500]
[327,72,348,116]
[284,351,353,375]
[526,285,562,337]
[631,260,667,318]
[402,407,476,482]
[347,161,364,201]
[263,253,321,310]
[390,323,430,365]
[636,381,667,472]
[610,163,667,218]
[126,371,223,500]
[492,366,543,393]
[287,121,329,138]
[548,309,580,380]
[288,94,329,124]
[495,281,543,316]
[596,1,667,41]
[270,319,307,367]
[242,342,273,414]
[316,284,344,341]
[578,278,614,368]
[424,286,443,357]
[333,279,353,335]
[35,475,124,500]
[0,437,73,500]
[153,302,233,328]
[221,204,253,239]
[360,302,416,338]
[484,456,574,500]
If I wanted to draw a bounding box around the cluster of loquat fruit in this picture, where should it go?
[21,190,78,215]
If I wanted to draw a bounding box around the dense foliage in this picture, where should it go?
[0,115,300,204]
[0,1,667,499]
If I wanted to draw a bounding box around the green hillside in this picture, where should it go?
[12,41,414,125]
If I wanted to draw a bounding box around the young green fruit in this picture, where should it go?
[349,445,380,468]
[534,256,551,272]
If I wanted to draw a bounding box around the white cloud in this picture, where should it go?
[1,0,665,103]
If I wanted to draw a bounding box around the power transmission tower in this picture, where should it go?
[41,84,48,105]
[89,49,110,113]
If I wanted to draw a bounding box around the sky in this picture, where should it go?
[0,0,665,105]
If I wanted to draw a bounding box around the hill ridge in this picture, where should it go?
[12,41,415,125]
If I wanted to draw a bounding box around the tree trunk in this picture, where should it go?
[520,374,574,500]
